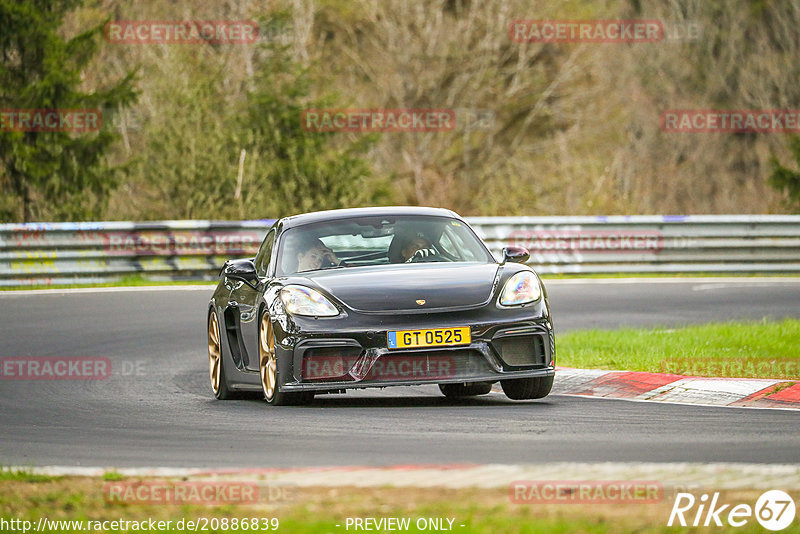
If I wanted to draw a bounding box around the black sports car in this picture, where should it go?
[207,207,555,405]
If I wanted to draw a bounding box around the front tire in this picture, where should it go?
[501,375,553,400]
[439,382,493,398]
[208,310,235,400]
[259,311,314,406]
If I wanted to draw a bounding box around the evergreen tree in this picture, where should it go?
[0,0,136,222]
[121,11,385,221]
[237,42,384,219]
[769,137,800,213]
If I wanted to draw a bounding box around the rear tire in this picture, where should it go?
[501,375,553,400]
[259,311,314,406]
[439,382,493,398]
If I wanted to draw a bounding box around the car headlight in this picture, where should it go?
[499,271,542,306]
[280,285,339,317]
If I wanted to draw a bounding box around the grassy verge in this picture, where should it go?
[0,275,215,291]
[0,468,61,484]
[1,476,793,533]
[558,318,800,379]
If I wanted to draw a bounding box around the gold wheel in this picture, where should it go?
[208,311,221,395]
[259,313,277,401]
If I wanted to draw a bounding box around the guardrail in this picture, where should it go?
[473,215,800,274]
[1,215,799,286]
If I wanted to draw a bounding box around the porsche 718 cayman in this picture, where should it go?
[207,207,555,405]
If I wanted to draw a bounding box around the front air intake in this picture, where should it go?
[494,335,547,367]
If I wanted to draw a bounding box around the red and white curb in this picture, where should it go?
[553,367,800,409]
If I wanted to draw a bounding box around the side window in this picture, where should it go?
[439,225,481,261]
[254,229,275,277]
[437,229,458,257]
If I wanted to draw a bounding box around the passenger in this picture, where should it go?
[296,237,340,272]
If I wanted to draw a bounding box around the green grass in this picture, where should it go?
[0,468,60,483]
[102,470,125,482]
[0,274,215,291]
[2,480,794,533]
[558,318,800,379]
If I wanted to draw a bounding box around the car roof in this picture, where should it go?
[278,206,461,229]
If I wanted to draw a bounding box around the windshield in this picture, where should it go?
[276,215,494,275]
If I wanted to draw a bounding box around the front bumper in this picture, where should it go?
[275,311,555,392]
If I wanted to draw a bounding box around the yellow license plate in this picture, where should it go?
[387,327,471,349]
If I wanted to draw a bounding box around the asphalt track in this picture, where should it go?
[0,278,799,468]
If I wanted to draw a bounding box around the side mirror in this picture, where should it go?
[224,259,259,287]
[502,246,530,264]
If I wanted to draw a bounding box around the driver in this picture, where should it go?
[296,237,340,272]
[401,235,437,262]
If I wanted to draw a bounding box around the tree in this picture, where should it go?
[0,0,136,222]
[108,9,386,221]
[769,136,800,213]
[231,12,387,219]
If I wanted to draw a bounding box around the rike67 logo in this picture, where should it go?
[668,490,796,531]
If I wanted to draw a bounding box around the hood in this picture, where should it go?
[300,263,500,313]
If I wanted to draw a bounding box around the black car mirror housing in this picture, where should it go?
[502,246,530,264]
[224,259,259,287]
